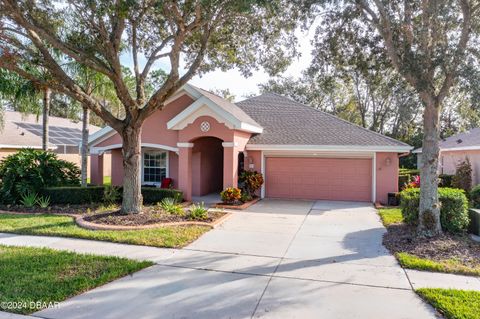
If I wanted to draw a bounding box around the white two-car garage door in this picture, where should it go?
[265,157,372,202]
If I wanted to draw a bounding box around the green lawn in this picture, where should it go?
[0,245,152,314]
[0,213,210,248]
[417,288,480,319]
[397,252,480,277]
[378,207,403,226]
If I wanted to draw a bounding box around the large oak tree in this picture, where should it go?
[0,0,299,213]
[308,0,480,236]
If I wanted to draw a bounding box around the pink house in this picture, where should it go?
[88,84,411,204]
[414,128,480,185]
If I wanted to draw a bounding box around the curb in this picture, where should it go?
[75,212,232,231]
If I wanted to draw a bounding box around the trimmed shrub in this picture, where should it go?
[452,158,473,194]
[400,187,469,233]
[140,188,183,204]
[471,185,480,209]
[43,186,105,205]
[42,186,183,205]
[439,174,454,187]
[0,149,80,203]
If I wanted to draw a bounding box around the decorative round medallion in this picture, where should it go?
[200,121,210,132]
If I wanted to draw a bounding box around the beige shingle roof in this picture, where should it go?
[237,93,410,148]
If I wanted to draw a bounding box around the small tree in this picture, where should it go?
[452,158,472,193]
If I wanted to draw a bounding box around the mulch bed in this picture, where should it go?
[214,197,261,210]
[83,207,225,226]
[383,223,480,268]
[0,204,102,216]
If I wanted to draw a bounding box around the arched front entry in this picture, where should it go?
[191,136,224,196]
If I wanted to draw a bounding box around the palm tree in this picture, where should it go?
[0,69,53,151]
[66,63,124,186]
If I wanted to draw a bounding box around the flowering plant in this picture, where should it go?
[405,175,420,189]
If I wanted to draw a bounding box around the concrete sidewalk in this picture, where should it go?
[0,232,178,263]
[1,232,478,292]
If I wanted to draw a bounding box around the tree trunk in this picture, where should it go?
[42,87,51,151]
[81,106,90,187]
[121,125,143,214]
[418,98,442,236]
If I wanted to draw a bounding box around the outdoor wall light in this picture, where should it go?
[385,157,392,166]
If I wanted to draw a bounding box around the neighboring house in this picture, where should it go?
[88,84,411,204]
[0,111,111,178]
[413,128,480,185]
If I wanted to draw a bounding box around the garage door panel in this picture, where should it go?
[265,157,372,202]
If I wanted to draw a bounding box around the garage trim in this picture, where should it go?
[260,150,377,202]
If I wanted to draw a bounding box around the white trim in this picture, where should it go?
[240,122,263,133]
[90,143,122,154]
[372,152,377,203]
[91,143,178,154]
[167,96,263,133]
[260,151,265,198]
[177,142,194,148]
[222,142,239,148]
[262,151,374,158]
[88,126,115,146]
[141,149,169,186]
[87,84,203,147]
[163,83,203,105]
[140,143,178,152]
[414,145,480,154]
[246,144,412,153]
[0,144,57,150]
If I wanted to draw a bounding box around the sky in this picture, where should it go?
[121,25,316,102]
[190,27,315,100]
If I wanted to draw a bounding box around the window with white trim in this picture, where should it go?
[143,151,167,184]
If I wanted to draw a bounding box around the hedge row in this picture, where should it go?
[400,187,469,233]
[43,186,105,204]
[43,186,183,205]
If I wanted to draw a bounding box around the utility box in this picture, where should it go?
[469,209,480,236]
[387,192,400,206]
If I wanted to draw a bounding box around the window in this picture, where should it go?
[143,151,167,184]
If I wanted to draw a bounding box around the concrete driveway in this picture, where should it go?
[36,199,437,319]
